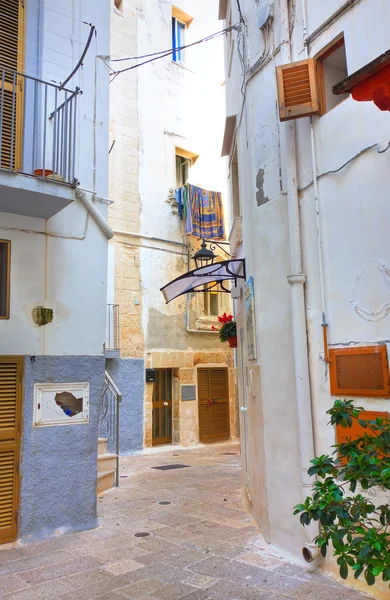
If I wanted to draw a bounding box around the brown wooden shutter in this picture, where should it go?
[0,357,23,544]
[0,0,25,170]
[198,369,211,442]
[276,58,320,121]
[198,368,230,442]
[209,369,229,441]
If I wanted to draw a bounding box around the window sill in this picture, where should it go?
[171,60,195,75]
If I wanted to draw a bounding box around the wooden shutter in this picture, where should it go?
[329,346,390,398]
[0,0,25,170]
[209,369,229,441]
[276,58,320,121]
[198,368,230,442]
[0,357,23,544]
[198,369,211,442]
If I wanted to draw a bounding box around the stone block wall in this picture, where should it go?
[145,350,237,448]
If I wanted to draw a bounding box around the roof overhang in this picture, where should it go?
[221,115,237,157]
[333,49,390,111]
[160,259,245,303]
[218,0,228,20]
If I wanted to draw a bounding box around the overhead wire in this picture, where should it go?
[109,24,239,82]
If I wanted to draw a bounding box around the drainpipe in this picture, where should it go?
[76,189,114,239]
[279,0,320,562]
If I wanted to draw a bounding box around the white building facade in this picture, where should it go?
[220,0,390,597]
[0,0,110,544]
[108,0,238,453]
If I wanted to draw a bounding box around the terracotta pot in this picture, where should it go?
[33,169,53,178]
[227,335,238,348]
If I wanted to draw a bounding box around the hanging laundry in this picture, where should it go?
[187,184,225,240]
[175,187,184,220]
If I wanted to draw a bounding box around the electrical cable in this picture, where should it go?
[236,0,245,23]
[298,141,390,192]
[59,24,95,90]
[109,25,238,81]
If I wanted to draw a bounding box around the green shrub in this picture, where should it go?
[294,399,390,588]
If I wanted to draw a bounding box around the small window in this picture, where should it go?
[172,16,186,63]
[316,36,349,113]
[176,154,191,187]
[0,240,11,319]
[204,288,219,317]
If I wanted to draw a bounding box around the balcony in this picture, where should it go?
[105,304,120,359]
[0,67,81,219]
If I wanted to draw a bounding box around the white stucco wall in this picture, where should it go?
[0,0,110,356]
[136,0,229,350]
[223,0,390,596]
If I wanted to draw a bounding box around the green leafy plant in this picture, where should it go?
[212,313,237,343]
[294,399,390,588]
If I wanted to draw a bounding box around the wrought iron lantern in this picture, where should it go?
[192,239,217,269]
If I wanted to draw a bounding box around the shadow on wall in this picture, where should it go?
[106,358,145,454]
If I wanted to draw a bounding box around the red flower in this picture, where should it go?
[211,325,218,331]
[217,313,234,324]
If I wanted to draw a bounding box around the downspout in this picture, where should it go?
[279,0,320,562]
[300,0,330,363]
[76,189,114,239]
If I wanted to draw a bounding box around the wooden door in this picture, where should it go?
[152,369,172,446]
[0,357,23,544]
[198,368,230,443]
[0,0,25,170]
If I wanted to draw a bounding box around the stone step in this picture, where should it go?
[98,437,108,455]
[97,453,118,473]
[97,470,116,494]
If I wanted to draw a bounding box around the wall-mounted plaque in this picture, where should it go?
[33,382,90,427]
[181,384,196,401]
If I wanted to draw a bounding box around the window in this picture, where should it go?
[171,6,192,64]
[316,36,348,113]
[276,35,348,121]
[0,241,11,319]
[176,154,191,187]
[204,289,219,317]
[172,17,186,63]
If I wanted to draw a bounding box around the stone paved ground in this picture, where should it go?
[0,442,370,599]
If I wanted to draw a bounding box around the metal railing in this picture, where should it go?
[106,304,120,351]
[0,67,81,185]
[100,371,122,487]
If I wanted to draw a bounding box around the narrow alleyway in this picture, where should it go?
[0,443,369,600]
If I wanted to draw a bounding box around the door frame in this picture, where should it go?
[0,356,23,545]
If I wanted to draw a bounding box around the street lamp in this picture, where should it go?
[192,239,217,269]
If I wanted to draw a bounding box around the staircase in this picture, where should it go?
[97,437,118,494]
[98,371,122,495]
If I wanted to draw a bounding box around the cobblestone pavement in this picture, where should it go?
[0,442,370,599]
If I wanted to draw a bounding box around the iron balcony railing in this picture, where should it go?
[0,66,81,185]
[106,304,120,352]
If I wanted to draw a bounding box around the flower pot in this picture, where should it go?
[33,169,53,178]
[227,335,237,348]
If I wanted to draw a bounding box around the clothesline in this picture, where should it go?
[175,183,225,240]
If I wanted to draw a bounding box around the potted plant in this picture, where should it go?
[212,313,237,348]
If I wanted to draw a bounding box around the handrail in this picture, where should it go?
[100,371,122,487]
[105,370,122,401]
